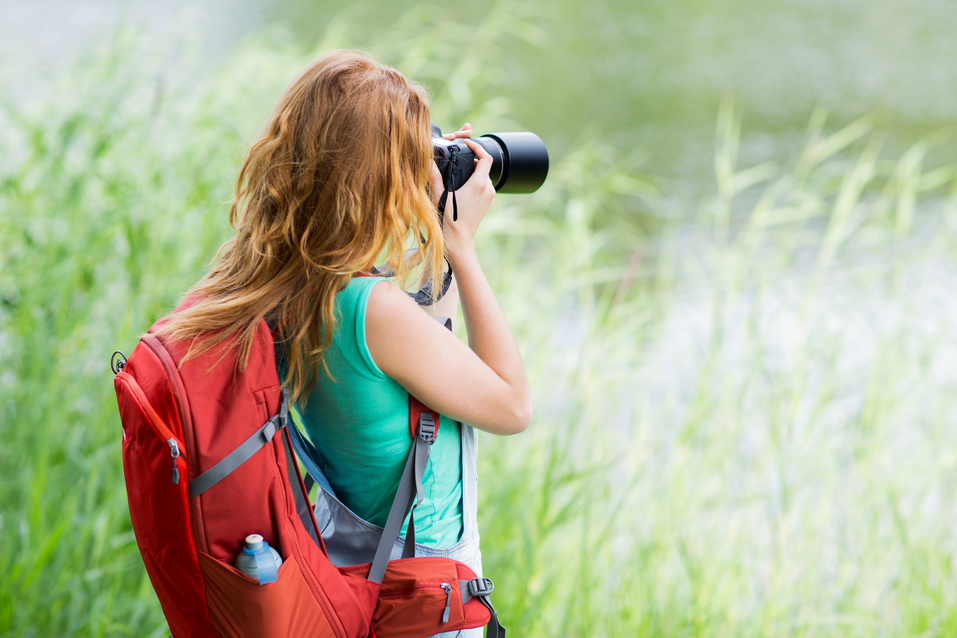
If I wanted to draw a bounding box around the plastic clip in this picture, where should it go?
[279,387,290,420]
[418,412,436,444]
[468,577,495,597]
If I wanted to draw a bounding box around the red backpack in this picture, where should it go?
[111,301,504,638]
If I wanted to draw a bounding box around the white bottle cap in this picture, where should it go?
[245,534,264,549]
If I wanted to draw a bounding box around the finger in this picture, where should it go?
[443,123,472,140]
[463,137,490,160]
[462,138,493,180]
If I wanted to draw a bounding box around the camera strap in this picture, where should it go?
[436,147,461,223]
[367,253,453,306]
[437,183,458,222]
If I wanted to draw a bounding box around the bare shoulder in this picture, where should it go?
[367,277,407,308]
[365,279,450,369]
[366,279,427,328]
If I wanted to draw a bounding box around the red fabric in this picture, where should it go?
[116,344,213,637]
[114,300,489,638]
[198,551,337,637]
[117,310,375,637]
[408,395,441,440]
[340,559,491,638]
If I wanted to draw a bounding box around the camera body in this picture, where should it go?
[431,123,549,195]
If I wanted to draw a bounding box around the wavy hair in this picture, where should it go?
[157,50,444,405]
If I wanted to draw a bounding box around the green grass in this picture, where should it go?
[3,14,957,638]
[475,101,957,636]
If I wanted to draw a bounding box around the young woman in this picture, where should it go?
[158,51,531,635]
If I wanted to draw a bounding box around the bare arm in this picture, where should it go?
[366,136,532,435]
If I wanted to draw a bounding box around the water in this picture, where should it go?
[5,0,957,191]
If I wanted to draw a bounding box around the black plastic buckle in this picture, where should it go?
[468,577,494,597]
[278,386,291,426]
[418,413,436,444]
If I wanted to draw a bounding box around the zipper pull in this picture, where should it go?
[168,439,181,484]
[441,582,452,623]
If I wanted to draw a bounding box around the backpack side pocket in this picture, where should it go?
[198,550,338,638]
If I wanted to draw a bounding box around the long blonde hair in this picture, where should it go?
[157,50,444,405]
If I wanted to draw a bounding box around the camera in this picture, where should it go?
[431,123,549,194]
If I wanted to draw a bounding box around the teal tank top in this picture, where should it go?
[294,276,463,548]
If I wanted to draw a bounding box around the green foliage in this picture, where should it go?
[474,99,957,636]
[3,12,957,638]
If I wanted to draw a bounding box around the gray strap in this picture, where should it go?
[413,428,429,508]
[460,579,506,638]
[369,426,433,579]
[402,516,416,559]
[403,427,431,557]
[188,413,286,499]
[303,473,316,496]
[282,428,321,547]
[368,437,422,582]
[403,414,432,559]
[478,597,505,638]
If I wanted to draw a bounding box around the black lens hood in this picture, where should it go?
[480,132,549,194]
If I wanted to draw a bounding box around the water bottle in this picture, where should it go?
[233,534,282,585]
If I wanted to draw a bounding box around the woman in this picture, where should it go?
[159,51,531,635]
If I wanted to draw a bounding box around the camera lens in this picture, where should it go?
[479,133,549,194]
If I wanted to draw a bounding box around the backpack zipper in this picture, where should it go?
[116,370,187,485]
[141,334,195,486]
[169,439,182,484]
[441,582,452,623]
[142,334,192,440]
[377,581,453,624]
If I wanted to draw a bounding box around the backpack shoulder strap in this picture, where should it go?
[367,399,437,583]
[367,314,452,583]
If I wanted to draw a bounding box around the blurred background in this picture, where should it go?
[3,0,957,635]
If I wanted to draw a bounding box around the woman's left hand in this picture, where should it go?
[443,123,472,141]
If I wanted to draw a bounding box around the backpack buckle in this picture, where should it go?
[418,412,436,444]
[468,577,494,597]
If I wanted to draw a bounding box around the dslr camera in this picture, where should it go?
[431,123,549,194]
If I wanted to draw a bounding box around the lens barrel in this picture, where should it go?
[478,133,549,194]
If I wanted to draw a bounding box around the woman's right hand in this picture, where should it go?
[434,138,496,265]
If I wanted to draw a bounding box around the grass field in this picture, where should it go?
[3,20,957,638]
